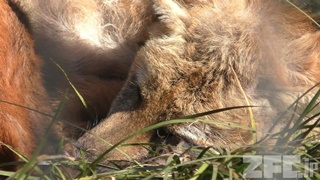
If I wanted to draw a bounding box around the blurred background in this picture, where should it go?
[295,0,320,17]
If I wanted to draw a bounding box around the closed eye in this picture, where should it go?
[96,73,127,81]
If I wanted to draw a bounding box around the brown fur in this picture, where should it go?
[74,0,320,162]
[26,0,153,137]
[0,0,53,170]
[0,0,153,170]
[1,0,319,171]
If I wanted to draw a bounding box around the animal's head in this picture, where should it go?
[108,0,270,149]
[77,0,320,162]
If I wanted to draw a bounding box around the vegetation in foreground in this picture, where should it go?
[0,87,319,180]
[1,1,320,179]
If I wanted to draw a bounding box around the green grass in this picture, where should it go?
[1,1,320,179]
[0,88,319,179]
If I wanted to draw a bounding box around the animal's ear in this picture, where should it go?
[152,0,190,35]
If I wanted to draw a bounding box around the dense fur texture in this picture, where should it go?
[1,0,319,172]
[24,0,153,137]
[0,0,53,170]
[0,0,152,171]
[74,0,320,162]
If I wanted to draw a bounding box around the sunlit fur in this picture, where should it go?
[3,0,319,170]
[0,0,54,171]
[24,0,153,137]
[76,0,320,162]
[0,0,152,170]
